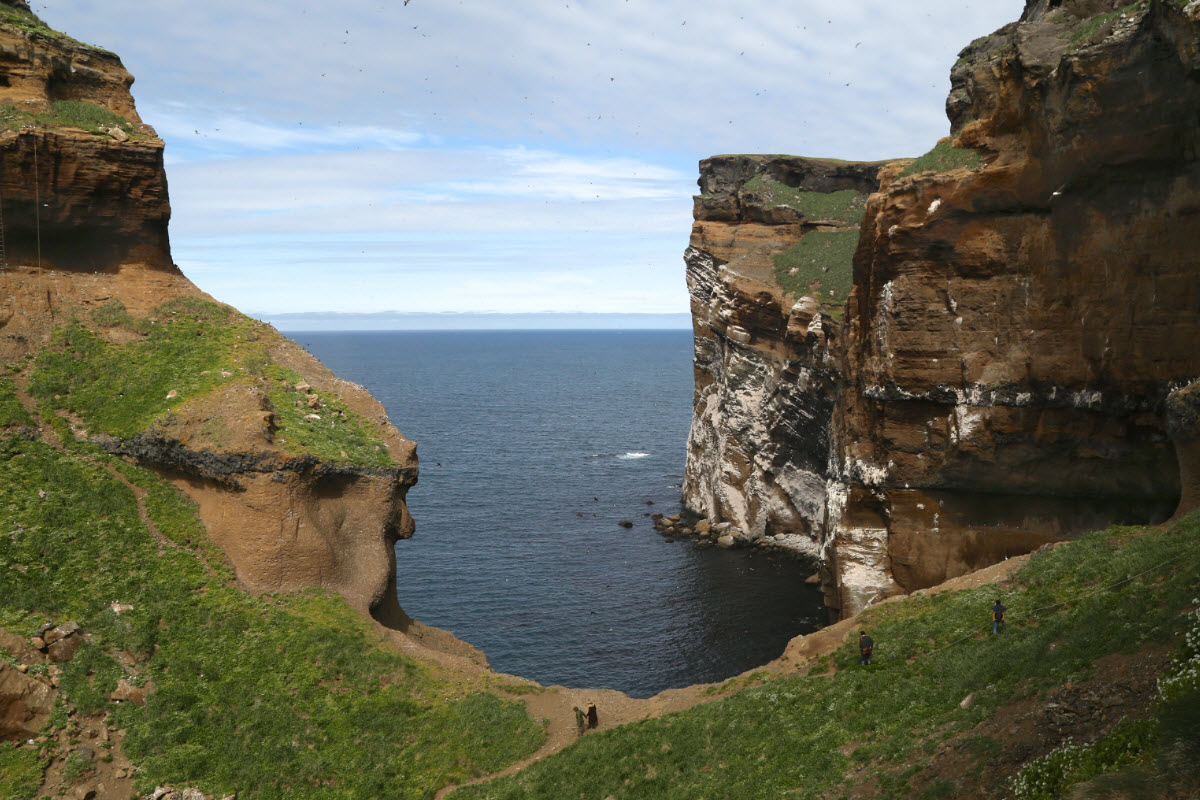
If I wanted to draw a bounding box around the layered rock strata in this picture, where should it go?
[0,11,169,272]
[684,155,886,559]
[0,3,423,631]
[686,0,1200,617]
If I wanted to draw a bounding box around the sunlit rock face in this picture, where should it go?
[0,14,172,272]
[687,0,1200,618]
[684,156,886,563]
[0,4,422,631]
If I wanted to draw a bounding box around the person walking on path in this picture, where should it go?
[586,701,599,729]
[992,599,1007,634]
[573,706,586,736]
[859,631,874,666]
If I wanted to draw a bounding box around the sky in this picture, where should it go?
[38,1,1024,326]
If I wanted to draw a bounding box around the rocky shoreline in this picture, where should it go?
[649,511,820,574]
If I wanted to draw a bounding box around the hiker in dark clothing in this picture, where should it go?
[859,631,874,665]
[992,599,1007,634]
[573,706,586,736]
[586,701,598,729]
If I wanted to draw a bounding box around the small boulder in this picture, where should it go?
[111,679,148,706]
[694,519,711,535]
[47,635,82,663]
[617,520,633,529]
[716,535,736,549]
[106,127,129,143]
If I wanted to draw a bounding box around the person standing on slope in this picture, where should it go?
[859,631,874,666]
[586,701,598,729]
[574,706,586,736]
[992,599,1007,634]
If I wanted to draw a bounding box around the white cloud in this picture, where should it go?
[34,0,1027,315]
[164,141,695,236]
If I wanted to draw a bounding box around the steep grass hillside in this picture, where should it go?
[0,303,544,799]
[452,519,1200,800]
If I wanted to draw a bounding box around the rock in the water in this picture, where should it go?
[617,520,633,529]
[716,535,735,549]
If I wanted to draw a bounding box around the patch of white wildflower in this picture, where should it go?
[1007,599,1200,800]
[1155,601,1200,703]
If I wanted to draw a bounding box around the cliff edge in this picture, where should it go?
[0,0,438,639]
[685,0,1200,617]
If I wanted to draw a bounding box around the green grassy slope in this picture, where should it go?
[773,230,861,313]
[28,297,393,466]
[452,520,1200,800]
[0,309,544,799]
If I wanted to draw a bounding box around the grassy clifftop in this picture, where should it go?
[0,377,542,799]
[2,295,1197,800]
[451,519,1200,800]
[23,296,395,467]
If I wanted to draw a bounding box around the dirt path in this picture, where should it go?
[427,552,1035,798]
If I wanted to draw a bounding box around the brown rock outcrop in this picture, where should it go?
[0,7,170,273]
[684,156,886,558]
[0,659,55,740]
[685,0,1200,617]
[0,8,423,632]
[1166,380,1200,519]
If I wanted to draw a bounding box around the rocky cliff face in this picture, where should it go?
[686,0,1200,617]
[0,5,171,273]
[0,2,423,631]
[684,155,886,558]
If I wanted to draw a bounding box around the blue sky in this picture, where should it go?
[39,1,1023,322]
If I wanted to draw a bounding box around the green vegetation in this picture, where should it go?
[0,99,145,138]
[0,436,543,798]
[900,139,984,177]
[0,3,94,47]
[703,670,768,696]
[773,229,860,312]
[451,518,1200,800]
[0,747,45,800]
[30,298,244,438]
[1067,3,1144,49]
[1009,719,1154,800]
[1011,599,1200,799]
[266,366,395,467]
[27,297,392,465]
[742,176,867,225]
[0,377,33,428]
[90,299,137,329]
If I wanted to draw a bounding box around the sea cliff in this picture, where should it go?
[0,1,428,628]
[0,4,549,797]
[684,0,1200,617]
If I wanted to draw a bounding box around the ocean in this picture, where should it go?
[295,330,825,698]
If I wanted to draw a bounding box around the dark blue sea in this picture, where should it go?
[295,330,824,697]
